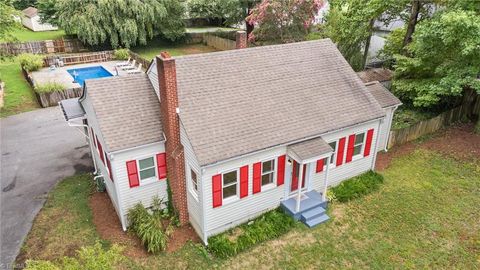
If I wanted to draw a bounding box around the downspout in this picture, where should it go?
[201,168,208,245]
[371,120,382,171]
[384,106,399,152]
[67,120,98,175]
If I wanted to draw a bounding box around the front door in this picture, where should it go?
[290,159,306,194]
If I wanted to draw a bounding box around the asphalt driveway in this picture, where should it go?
[0,107,92,269]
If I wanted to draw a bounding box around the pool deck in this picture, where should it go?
[31,61,135,89]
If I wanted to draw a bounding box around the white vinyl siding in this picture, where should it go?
[377,106,395,151]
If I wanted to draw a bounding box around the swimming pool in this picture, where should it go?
[67,66,114,87]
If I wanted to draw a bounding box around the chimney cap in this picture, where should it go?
[160,51,171,59]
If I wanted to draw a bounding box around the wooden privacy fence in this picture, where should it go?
[0,39,86,55]
[43,51,114,67]
[128,51,151,70]
[203,34,236,51]
[387,104,473,148]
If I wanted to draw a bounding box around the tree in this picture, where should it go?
[323,0,407,70]
[37,0,186,48]
[246,0,325,44]
[0,1,20,42]
[12,0,37,10]
[392,10,480,109]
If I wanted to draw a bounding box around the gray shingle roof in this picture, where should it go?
[357,68,393,83]
[22,7,38,18]
[288,137,333,161]
[83,74,163,152]
[173,39,386,166]
[365,81,402,108]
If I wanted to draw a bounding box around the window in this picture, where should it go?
[329,141,337,164]
[353,133,365,156]
[261,159,275,186]
[191,169,198,193]
[222,170,238,199]
[138,157,156,181]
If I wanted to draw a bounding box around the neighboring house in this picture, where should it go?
[60,32,401,244]
[21,7,58,32]
[357,68,394,89]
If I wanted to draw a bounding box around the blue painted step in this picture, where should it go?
[305,214,330,228]
[300,206,326,222]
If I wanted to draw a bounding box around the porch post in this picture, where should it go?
[295,162,304,212]
[322,156,331,201]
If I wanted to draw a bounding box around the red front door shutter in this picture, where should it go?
[316,159,324,173]
[336,137,346,166]
[212,174,222,208]
[156,153,167,180]
[126,160,139,188]
[106,153,113,181]
[301,164,306,188]
[346,134,356,163]
[364,129,375,157]
[291,160,298,191]
[240,165,249,198]
[96,136,104,164]
[252,162,261,194]
[277,155,286,186]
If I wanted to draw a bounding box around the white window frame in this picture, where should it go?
[221,168,239,204]
[352,132,367,161]
[260,158,276,190]
[136,155,157,186]
[328,140,338,168]
[189,165,199,200]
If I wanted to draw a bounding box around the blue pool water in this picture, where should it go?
[67,66,114,87]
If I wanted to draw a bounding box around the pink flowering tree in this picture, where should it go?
[246,0,325,44]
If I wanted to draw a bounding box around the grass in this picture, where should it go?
[19,150,480,269]
[392,107,438,130]
[0,58,39,117]
[17,174,104,264]
[132,38,217,60]
[330,170,384,202]
[0,27,67,42]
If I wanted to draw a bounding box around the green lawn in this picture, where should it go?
[132,39,217,60]
[19,149,480,269]
[0,27,67,42]
[0,58,39,117]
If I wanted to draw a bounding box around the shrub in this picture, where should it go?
[127,202,173,253]
[25,242,124,270]
[330,171,384,203]
[17,53,44,72]
[113,49,130,60]
[34,82,65,93]
[207,208,296,258]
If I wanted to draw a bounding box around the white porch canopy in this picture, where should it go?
[287,137,333,212]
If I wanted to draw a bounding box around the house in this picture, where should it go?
[60,32,401,244]
[357,68,394,89]
[21,7,58,32]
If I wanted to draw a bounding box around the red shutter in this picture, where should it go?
[126,160,139,188]
[212,174,222,208]
[291,160,299,191]
[346,134,356,163]
[336,137,346,166]
[364,129,374,157]
[252,162,261,194]
[277,155,286,186]
[91,128,97,148]
[96,136,104,164]
[240,165,249,198]
[316,159,324,173]
[156,153,167,180]
[301,164,306,188]
[106,153,113,181]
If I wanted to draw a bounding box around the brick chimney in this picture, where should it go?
[235,31,247,49]
[156,52,189,224]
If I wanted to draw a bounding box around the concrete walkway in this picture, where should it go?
[0,107,92,269]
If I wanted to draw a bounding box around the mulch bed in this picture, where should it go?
[89,192,199,258]
[376,123,480,171]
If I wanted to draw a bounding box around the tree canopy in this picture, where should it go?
[38,0,186,48]
[392,10,480,107]
[0,1,20,42]
[246,0,325,44]
[187,0,256,26]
